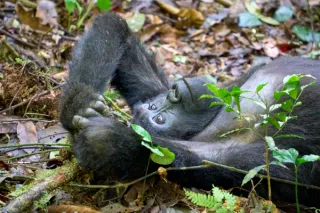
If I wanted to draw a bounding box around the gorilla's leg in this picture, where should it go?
[111,35,169,108]
[60,13,130,131]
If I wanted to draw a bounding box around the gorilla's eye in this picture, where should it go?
[155,114,164,124]
[149,104,157,110]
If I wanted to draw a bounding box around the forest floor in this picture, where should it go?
[0,0,319,212]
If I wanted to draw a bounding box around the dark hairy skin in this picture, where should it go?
[60,13,320,207]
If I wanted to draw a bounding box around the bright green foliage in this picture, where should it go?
[184,185,236,213]
[131,124,176,165]
[150,146,175,165]
[96,0,112,11]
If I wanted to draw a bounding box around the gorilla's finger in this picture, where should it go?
[97,95,107,104]
[83,108,102,117]
[73,115,89,129]
[90,101,108,115]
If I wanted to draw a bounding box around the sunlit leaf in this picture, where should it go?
[272,148,299,164]
[265,136,276,151]
[141,141,164,156]
[150,146,175,165]
[219,128,251,138]
[256,83,268,93]
[97,0,112,11]
[281,99,293,112]
[297,154,320,166]
[131,124,152,142]
[242,165,265,186]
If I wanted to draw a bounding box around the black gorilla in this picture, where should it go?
[60,13,320,207]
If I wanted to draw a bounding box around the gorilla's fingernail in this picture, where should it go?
[97,95,106,103]
[85,108,100,117]
[73,115,89,129]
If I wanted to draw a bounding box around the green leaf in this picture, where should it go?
[141,141,164,156]
[218,89,232,105]
[274,112,286,122]
[96,0,112,11]
[219,128,251,138]
[297,154,320,166]
[238,12,262,27]
[64,0,76,14]
[301,81,316,91]
[199,94,214,99]
[150,146,175,165]
[253,100,266,109]
[242,165,265,186]
[126,13,146,32]
[274,91,287,101]
[245,2,280,25]
[256,83,268,92]
[265,136,276,151]
[131,124,152,142]
[205,84,219,96]
[281,99,293,112]
[292,25,320,43]
[225,106,235,112]
[209,102,225,108]
[266,117,281,129]
[274,134,305,140]
[269,104,281,112]
[272,148,299,164]
[273,6,294,22]
[282,75,300,99]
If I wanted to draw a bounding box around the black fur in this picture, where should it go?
[60,13,320,207]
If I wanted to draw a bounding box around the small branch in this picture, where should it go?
[5,150,54,161]
[106,97,132,120]
[0,29,37,49]
[0,85,63,114]
[70,164,212,189]
[0,143,70,149]
[0,118,57,123]
[3,161,79,213]
[203,160,320,190]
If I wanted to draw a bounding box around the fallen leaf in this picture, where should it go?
[17,121,38,154]
[35,0,58,27]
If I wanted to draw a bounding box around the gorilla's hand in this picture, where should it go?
[71,103,150,180]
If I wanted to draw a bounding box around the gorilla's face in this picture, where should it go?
[132,77,221,139]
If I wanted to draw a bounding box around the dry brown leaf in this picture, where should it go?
[48,205,101,213]
[16,3,51,31]
[35,0,58,28]
[17,121,38,154]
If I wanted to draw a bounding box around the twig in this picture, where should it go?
[5,150,54,161]
[0,118,57,123]
[306,0,317,51]
[0,85,63,114]
[3,161,79,213]
[0,29,37,49]
[70,161,320,191]
[0,143,70,149]
[106,97,132,120]
[202,160,320,190]
[70,164,212,189]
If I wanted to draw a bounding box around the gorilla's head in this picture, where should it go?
[132,77,221,139]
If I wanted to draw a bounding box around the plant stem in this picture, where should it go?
[76,0,95,29]
[295,165,300,213]
[265,140,272,201]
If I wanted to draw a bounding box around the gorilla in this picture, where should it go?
[60,13,320,207]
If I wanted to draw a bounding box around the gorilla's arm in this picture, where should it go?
[60,13,169,131]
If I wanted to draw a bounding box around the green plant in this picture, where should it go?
[131,124,175,165]
[64,0,112,30]
[201,74,318,212]
[184,185,237,213]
